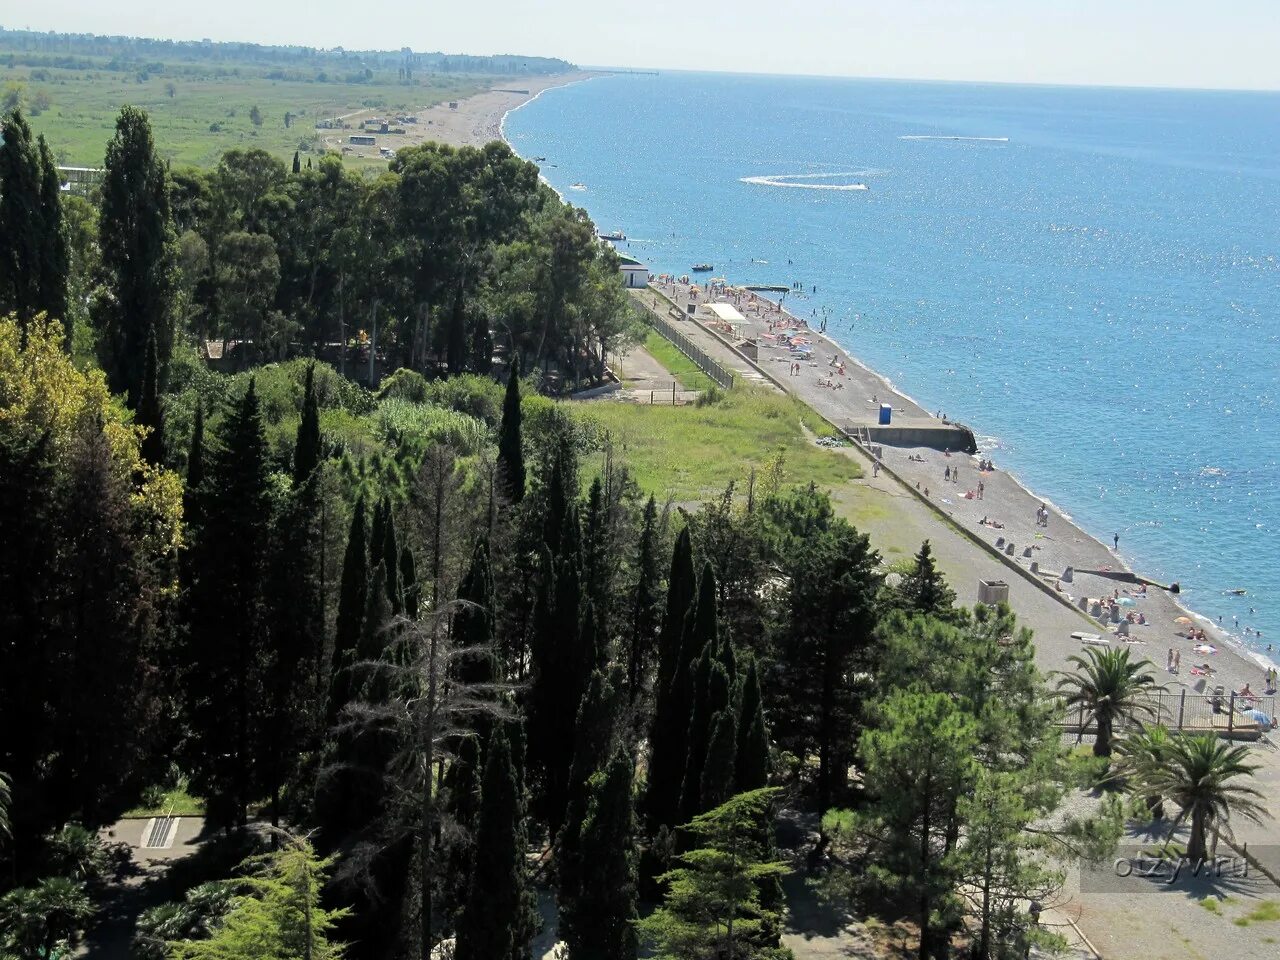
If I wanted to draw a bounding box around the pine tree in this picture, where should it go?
[328,497,367,722]
[736,657,771,792]
[455,729,533,960]
[138,324,165,467]
[626,496,660,703]
[293,362,322,484]
[93,106,175,407]
[446,286,467,375]
[496,355,525,502]
[644,541,703,830]
[899,539,957,620]
[183,379,273,827]
[562,751,640,960]
[168,838,348,960]
[637,788,790,960]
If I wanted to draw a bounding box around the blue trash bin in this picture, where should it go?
[878,403,892,425]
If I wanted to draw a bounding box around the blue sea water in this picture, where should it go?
[504,72,1280,652]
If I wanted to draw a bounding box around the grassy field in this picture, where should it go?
[575,386,861,502]
[641,330,718,392]
[2,58,483,167]
[122,784,206,819]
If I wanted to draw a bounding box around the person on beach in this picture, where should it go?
[1167,648,1175,672]
[1114,533,1120,550]
[1172,649,1180,672]
[978,480,985,500]
[945,466,951,482]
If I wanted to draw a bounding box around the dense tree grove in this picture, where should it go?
[1,101,1196,960]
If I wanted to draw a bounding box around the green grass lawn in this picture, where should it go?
[575,385,860,501]
[3,59,482,167]
[641,330,717,392]
[122,785,206,819]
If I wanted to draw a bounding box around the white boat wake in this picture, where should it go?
[900,135,1009,143]
[740,172,869,191]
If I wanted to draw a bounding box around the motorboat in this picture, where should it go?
[691,263,714,272]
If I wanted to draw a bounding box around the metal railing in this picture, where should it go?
[1052,689,1277,742]
[646,314,736,391]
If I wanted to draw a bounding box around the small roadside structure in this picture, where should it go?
[349,134,376,146]
[618,253,650,289]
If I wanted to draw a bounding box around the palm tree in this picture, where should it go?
[1143,734,1268,863]
[1054,647,1159,757]
[1114,723,1173,817]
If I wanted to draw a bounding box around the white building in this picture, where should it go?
[618,253,650,289]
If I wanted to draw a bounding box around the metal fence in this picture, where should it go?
[1052,689,1277,743]
[647,314,736,391]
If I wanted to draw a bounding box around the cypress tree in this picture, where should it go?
[441,733,481,926]
[292,150,301,174]
[328,497,368,722]
[0,109,43,327]
[647,558,714,830]
[644,537,700,829]
[581,476,609,627]
[183,379,273,827]
[496,355,525,502]
[137,324,165,467]
[700,709,738,810]
[557,666,624,916]
[542,450,568,557]
[93,106,175,407]
[455,729,533,960]
[626,496,660,703]
[400,545,419,619]
[368,496,387,570]
[35,135,69,332]
[454,539,495,687]
[563,751,640,960]
[293,361,322,484]
[735,657,770,791]
[186,403,205,488]
[382,500,401,614]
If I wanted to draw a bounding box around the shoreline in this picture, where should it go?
[406,71,597,150]
[496,78,1276,691]
[656,278,1278,694]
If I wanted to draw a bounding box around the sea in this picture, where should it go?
[503,71,1280,657]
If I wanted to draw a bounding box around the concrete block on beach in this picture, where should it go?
[1005,542,1016,556]
[1090,601,1103,618]
[1061,566,1074,583]
[996,536,1005,549]
[1022,546,1034,558]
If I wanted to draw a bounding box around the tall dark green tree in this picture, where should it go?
[293,362,322,484]
[328,497,368,722]
[496,355,525,502]
[0,109,66,329]
[895,540,958,621]
[292,150,301,174]
[626,496,660,704]
[455,729,533,960]
[562,751,640,960]
[35,135,69,331]
[644,538,702,831]
[735,657,771,792]
[93,106,175,407]
[557,666,624,919]
[137,324,165,468]
[183,380,273,827]
[183,403,204,522]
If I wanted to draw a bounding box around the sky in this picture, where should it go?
[4,0,1280,91]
